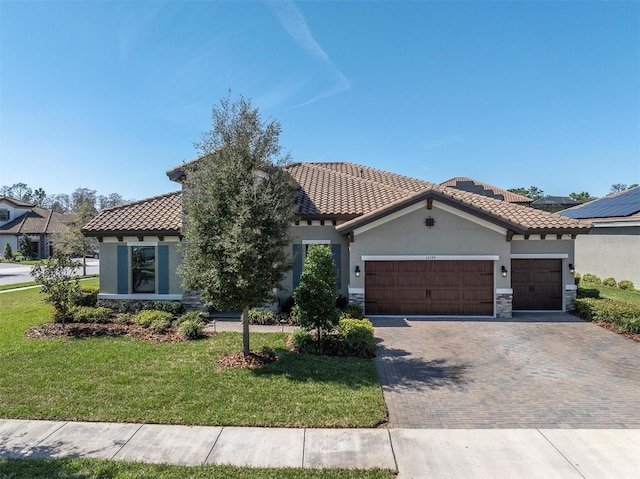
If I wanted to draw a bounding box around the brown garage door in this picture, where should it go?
[364,260,494,316]
[511,258,563,310]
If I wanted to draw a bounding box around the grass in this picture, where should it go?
[580,281,640,306]
[0,276,99,292]
[0,459,395,479]
[0,287,386,427]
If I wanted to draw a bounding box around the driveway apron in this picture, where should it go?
[372,313,640,429]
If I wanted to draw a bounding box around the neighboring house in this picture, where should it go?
[0,196,74,259]
[83,162,590,317]
[530,196,581,212]
[560,186,640,286]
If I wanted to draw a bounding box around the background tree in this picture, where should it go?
[71,187,98,215]
[610,183,639,194]
[55,202,96,275]
[31,252,81,327]
[569,191,597,203]
[178,94,296,356]
[98,193,127,210]
[293,245,340,343]
[3,242,12,261]
[508,186,544,200]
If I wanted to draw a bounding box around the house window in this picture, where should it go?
[132,246,155,293]
[0,210,9,221]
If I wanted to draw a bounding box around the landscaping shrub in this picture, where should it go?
[248,309,277,324]
[581,273,601,284]
[293,244,340,341]
[75,286,99,307]
[573,297,640,333]
[136,310,172,328]
[336,295,348,309]
[618,280,635,291]
[338,318,375,358]
[574,272,581,285]
[577,287,600,299]
[72,306,112,323]
[98,299,184,314]
[175,310,206,326]
[115,313,133,324]
[602,277,617,287]
[3,242,12,260]
[340,303,364,320]
[145,300,185,315]
[148,317,171,333]
[290,328,316,353]
[178,319,203,339]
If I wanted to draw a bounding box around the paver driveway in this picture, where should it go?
[372,313,640,429]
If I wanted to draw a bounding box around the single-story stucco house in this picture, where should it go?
[82,161,590,318]
[560,186,640,287]
[0,196,75,259]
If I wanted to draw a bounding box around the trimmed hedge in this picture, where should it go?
[136,310,173,328]
[72,306,112,323]
[573,297,640,334]
[98,299,184,315]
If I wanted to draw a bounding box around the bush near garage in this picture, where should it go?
[618,280,635,291]
[72,306,112,323]
[573,297,640,334]
[581,273,601,284]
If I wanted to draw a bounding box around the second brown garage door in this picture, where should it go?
[364,260,494,316]
[511,258,563,310]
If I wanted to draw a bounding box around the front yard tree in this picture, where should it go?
[31,252,81,327]
[293,244,340,343]
[178,94,296,356]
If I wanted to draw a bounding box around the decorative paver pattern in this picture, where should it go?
[373,313,640,429]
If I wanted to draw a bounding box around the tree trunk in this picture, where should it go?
[242,306,250,357]
[82,256,87,276]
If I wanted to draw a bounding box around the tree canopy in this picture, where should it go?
[178,94,297,356]
[507,186,544,200]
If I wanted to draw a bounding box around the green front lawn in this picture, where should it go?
[0,287,386,427]
[580,281,640,306]
[0,459,395,479]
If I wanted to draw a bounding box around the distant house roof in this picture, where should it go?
[560,186,640,220]
[530,196,581,212]
[439,177,532,204]
[88,161,588,237]
[0,195,35,208]
[0,206,73,235]
[82,191,182,236]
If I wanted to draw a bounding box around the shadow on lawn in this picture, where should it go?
[251,348,380,387]
[375,344,471,392]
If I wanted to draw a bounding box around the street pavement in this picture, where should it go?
[0,258,99,286]
[1,420,638,478]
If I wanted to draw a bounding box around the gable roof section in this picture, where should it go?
[440,177,532,204]
[336,185,590,235]
[0,195,36,208]
[0,207,72,235]
[285,162,433,218]
[82,191,182,236]
[560,186,640,220]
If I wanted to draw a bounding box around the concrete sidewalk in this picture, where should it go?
[1,420,638,478]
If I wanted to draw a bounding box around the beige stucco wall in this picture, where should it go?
[281,225,350,299]
[98,239,182,296]
[348,201,512,290]
[575,227,640,286]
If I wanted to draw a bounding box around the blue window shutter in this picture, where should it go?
[292,244,303,289]
[331,244,341,290]
[117,245,128,294]
[158,245,169,294]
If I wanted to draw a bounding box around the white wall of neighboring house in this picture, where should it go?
[575,225,640,286]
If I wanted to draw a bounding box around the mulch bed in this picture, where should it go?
[24,322,214,343]
[217,349,278,368]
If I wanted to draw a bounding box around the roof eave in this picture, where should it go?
[82,229,181,238]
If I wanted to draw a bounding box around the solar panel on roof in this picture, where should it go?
[560,187,640,219]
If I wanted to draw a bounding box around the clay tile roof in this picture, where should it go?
[82,191,182,236]
[337,182,590,234]
[284,162,434,218]
[0,206,72,235]
[440,177,532,204]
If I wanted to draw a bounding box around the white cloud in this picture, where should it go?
[268,0,350,107]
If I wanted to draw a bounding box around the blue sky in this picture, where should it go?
[1,0,638,202]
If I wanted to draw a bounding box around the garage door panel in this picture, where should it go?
[512,259,562,310]
[365,260,494,316]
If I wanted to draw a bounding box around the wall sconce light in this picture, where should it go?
[569,263,575,274]
[501,265,508,278]
[355,265,361,278]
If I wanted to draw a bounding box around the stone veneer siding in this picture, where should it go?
[182,290,208,312]
[496,291,513,318]
[565,287,577,311]
[349,292,365,309]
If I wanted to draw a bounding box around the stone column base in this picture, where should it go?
[496,290,513,318]
[565,286,577,311]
